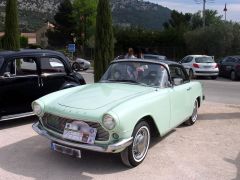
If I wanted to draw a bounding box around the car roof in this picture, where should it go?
[0,49,64,59]
[188,55,212,57]
[112,58,179,66]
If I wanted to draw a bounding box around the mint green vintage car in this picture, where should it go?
[32,59,204,167]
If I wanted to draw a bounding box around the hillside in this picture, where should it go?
[0,0,171,32]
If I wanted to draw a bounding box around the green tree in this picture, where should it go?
[94,0,114,82]
[20,36,28,48]
[3,0,20,50]
[73,0,97,56]
[185,22,234,57]
[191,10,222,29]
[46,0,76,48]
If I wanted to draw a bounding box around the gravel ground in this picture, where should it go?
[0,101,239,180]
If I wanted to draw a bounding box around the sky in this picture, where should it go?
[146,0,240,22]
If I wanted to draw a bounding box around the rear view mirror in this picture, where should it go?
[173,78,183,86]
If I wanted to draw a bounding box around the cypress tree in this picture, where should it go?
[3,0,20,50]
[94,0,114,82]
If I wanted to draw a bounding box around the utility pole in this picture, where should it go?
[203,0,206,28]
[223,3,227,21]
[195,0,214,28]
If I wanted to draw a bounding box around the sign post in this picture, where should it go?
[68,44,76,61]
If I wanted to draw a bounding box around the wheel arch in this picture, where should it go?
[136,115,160,138]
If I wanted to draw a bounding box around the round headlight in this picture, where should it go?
[32,102,42,116]
[102,114,116,130]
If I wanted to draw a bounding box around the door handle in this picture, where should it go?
[187,87,192,91]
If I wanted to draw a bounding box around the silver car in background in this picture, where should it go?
[72,58,91,71]
[180,55,219,79]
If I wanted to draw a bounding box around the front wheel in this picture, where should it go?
[72,62,81,71]
[120,121,150,167]
[185,99,198,126]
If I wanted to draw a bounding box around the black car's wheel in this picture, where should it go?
[211,76,217,80]
[120,121,150,167]
[72,62,81,71]
[185,99,198,126]
[230,71,236,81]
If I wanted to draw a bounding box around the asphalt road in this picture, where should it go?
[0,72,239,180]
[198,77,240,105]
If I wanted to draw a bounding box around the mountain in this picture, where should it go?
[0,0,171,32]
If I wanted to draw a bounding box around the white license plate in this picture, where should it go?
[63,122,97,144]
[51,142,81,158]
[204,66,212,68]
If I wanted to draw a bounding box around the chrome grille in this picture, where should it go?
[41,113,109,141]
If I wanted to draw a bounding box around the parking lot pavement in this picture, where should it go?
[0,101,239,180]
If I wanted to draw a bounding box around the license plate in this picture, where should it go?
[204,66,212,68]
[51,142,81,158]
[63,122,97,144]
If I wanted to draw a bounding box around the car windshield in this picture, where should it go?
[101,61,169,87]
[195,57,214,63]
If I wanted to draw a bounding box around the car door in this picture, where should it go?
[168,65,191,128]
[0,57,39,117]
[39,56,72,96]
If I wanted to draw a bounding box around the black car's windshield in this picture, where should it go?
[0,57,3,69]
[195,57,214,63]
[101,61,169,87]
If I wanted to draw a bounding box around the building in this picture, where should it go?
[36,21,54,48]
[0,32,37,45]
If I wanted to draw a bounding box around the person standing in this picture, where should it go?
[125,48,136,59]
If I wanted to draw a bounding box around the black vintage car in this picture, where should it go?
[0,49,86,121]
[219,56,240,81]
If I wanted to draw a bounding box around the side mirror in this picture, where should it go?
[173,78,183,86]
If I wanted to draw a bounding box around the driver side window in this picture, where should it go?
[169,65,188,85]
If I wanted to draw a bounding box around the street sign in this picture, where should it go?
[68,44,76,53]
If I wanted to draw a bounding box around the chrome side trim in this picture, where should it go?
[32,122,133,153]
[1,112,34,121]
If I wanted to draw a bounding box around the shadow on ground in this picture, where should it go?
[0,136,129,180]
[198,112,240,121]
[0,116,37,130]
[225,152,240,180]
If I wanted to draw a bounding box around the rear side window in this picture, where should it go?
[40,57,66,74]
[195,57,214,63]
[4,57,37,76]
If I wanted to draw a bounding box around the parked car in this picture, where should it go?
[72,58,91,71]
[0,49,86,121]
[143,54,167,61]
[32,59,204,167]
[180,55,219,79]
[218,56,240,81]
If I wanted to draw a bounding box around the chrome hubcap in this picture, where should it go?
[132,126,150,162]
[192,101,198,122]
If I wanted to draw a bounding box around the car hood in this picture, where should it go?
[58,83,153,110]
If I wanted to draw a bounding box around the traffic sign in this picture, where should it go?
[68,44,76,53]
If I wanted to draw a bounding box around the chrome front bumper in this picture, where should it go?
[32,122,133,153]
